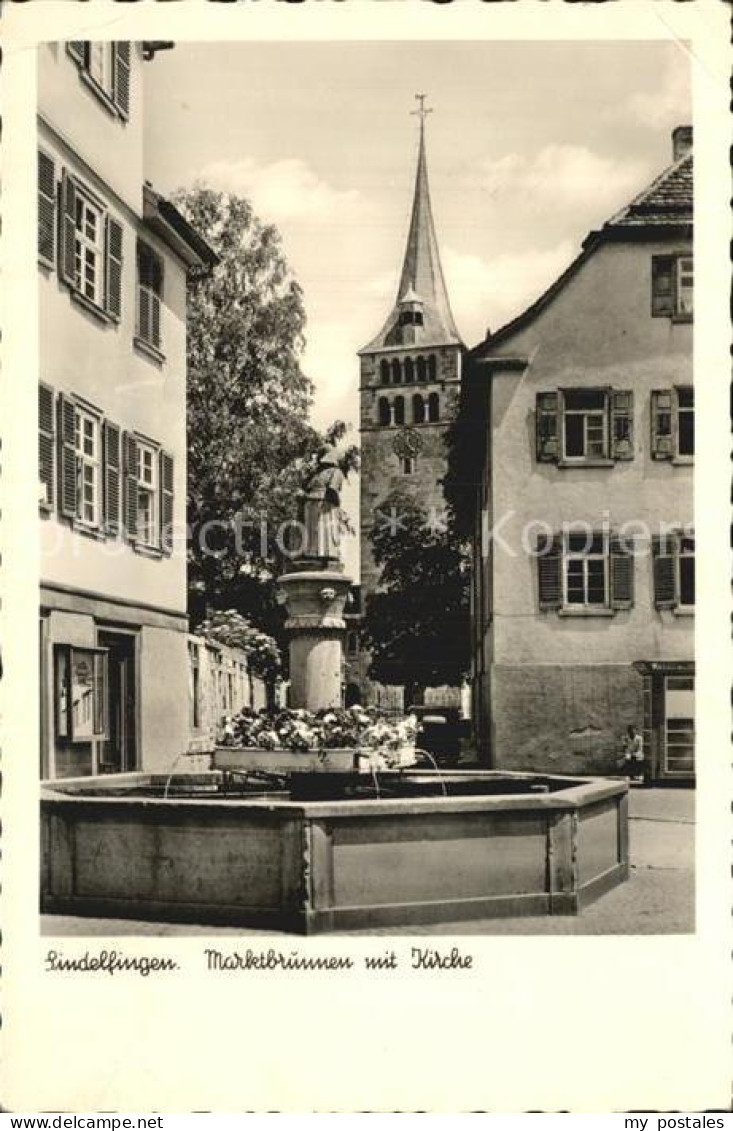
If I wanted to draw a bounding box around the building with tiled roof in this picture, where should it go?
[451,126,694,784]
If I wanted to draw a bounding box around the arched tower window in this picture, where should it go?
[380,359,390,385]
[391,358,402,384]
[428,392,440,422]
[378,396,391,426]
[394,396,405,426]
[413,394,426,424]
[428,354,437,381]
[416,356,427,382]
[404,357,415,383]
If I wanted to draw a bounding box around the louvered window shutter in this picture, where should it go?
[137,245,163,349]
[38,151,57,266]
[122,432,139,541]
[651,256,675,317]
[59,171,77,287]
[537,532,562,610]
[66,42,87,67]
[610,535,634,609]
[105,216,123,320]
[138,280,151,343]
[160,451,174,555]
[151,293,161,348]
[536,392,559,463]
[652,536,677,609]
[611,390,634,460]
[57,393,77,519]
[113,43,131,118]
[39,383,56,510]
[103,420,121,535]
[651,390,674,459]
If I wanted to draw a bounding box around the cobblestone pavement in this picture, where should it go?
[42,787,694,939]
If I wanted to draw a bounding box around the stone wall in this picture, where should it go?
[187,636,268,756]
[489,663,644,775]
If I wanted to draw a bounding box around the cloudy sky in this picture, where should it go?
[144,40,690,571]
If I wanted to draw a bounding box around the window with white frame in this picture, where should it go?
[563,390,608,461]
[651,254,693,319]
[87,42,114,97]
[74,189,105,307]
[536,389,633,465]
[136,442,159,548]
[67,42,131,119]
[651,386,694,460]
[563,532,608,608]
[676,256,693,316]
[74,406,102,528]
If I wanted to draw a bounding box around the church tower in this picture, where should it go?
[354,98,464,708]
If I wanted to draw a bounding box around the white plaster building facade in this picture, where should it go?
[38,41,216,778]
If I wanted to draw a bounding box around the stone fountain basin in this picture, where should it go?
[41,770,629,934]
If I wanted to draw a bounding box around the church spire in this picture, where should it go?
[360,96,463,353]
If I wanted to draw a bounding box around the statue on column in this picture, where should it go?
[299,446,345,568]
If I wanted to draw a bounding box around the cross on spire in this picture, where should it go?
[411,93,433,132]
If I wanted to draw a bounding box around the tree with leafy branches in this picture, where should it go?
[173,187,358,647]
[363,492,471,706]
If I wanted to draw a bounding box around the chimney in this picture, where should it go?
[672,125,693,162]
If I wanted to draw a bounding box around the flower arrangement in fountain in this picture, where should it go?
[221,705,420,767]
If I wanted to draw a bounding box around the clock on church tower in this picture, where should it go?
[354,96,465,709]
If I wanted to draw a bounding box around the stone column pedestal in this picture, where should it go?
[277,569,353,711]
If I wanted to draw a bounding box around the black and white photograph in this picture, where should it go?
[2,0,730,1114]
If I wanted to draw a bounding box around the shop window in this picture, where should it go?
[651,387,694,460]
[663,675,695,775]
[55,645,108,742]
